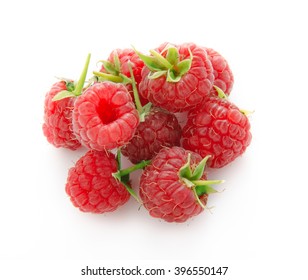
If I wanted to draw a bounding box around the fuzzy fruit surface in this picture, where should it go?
[72,82,139,151]
[139,42,214,112]
[206,48,234,96]
[121,107,182,163]
[100,48,149,106]
[182,96,252,168]
[66,150,130,213]
[139,146,208,223]
[42,81,81,150]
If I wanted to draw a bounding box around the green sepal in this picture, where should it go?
[139,102,152,122]
[192,186,206,209]
[148,70,167,80]
[100,60,118,76]
[113,51,121,72]
[66,81,75,92]
[240,108,254,116]
[193,180,225,195]
[133,47,163,72]
[179,153,193,178]
[195,184,219,196]
[121,180,142,204]
[182,177,195,188]
[167,70,181,83]
[149,49,173,69]
[119,73,132,85]
[176,58,192,76]
[121,173,130,184]
[190,155,211,181]
[52,90,76,101]
[177,152,223,209]
[213,85,228,99]
[112,170,122,181]
[112,169,141,203]
[166,47,179,65]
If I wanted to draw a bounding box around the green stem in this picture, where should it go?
[93,71,123,83]
[111,159,150,204]
[118,160,151,178]
[149,49,173,69]
[127,62,143,113]
[74,53,91,96]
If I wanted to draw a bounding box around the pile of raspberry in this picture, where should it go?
[42,42,252,223]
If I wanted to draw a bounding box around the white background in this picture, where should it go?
[1,0,308,279]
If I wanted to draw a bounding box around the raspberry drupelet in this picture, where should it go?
[66,150,130,213]
[182,96,252,168]
[72,82,140,151]
[137,42,214,112]
[140,146,222,223]
[121,107,182,163]
[42,81,81,150]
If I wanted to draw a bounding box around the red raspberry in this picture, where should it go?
[138,42,214,112]
[206,48,234,96]
[140,146,212,223]
[182,96,252,168]
[65,150,130,213]
[42,81,81,150]
[72,82,140,151]
[121,107,182,163]
[98,48,149,106]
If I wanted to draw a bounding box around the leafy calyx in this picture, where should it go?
[134,44,193,83]
[179,154,224,208]
[93,51,132,85]
[52,53,91,101]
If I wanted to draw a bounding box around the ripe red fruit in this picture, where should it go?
[138,42,214,112]
[140,146,221,223]
[121,107,182,163]
[72,82,140,151]
[65,150,130,213]
[182,96,252,168]
[206,48,234,96]
[42,81,81,150]
[97,48,149,106]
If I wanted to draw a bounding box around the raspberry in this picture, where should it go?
[182,96,252,168]
[42,81,81,150]
[43,54,91,150]
[140,146,221,223]
[65,150,130,213]
[72,82,140,151]
[206,48,234,96]
[97,48,149,106]
[121,107,182,163]
[138,42,214,112]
